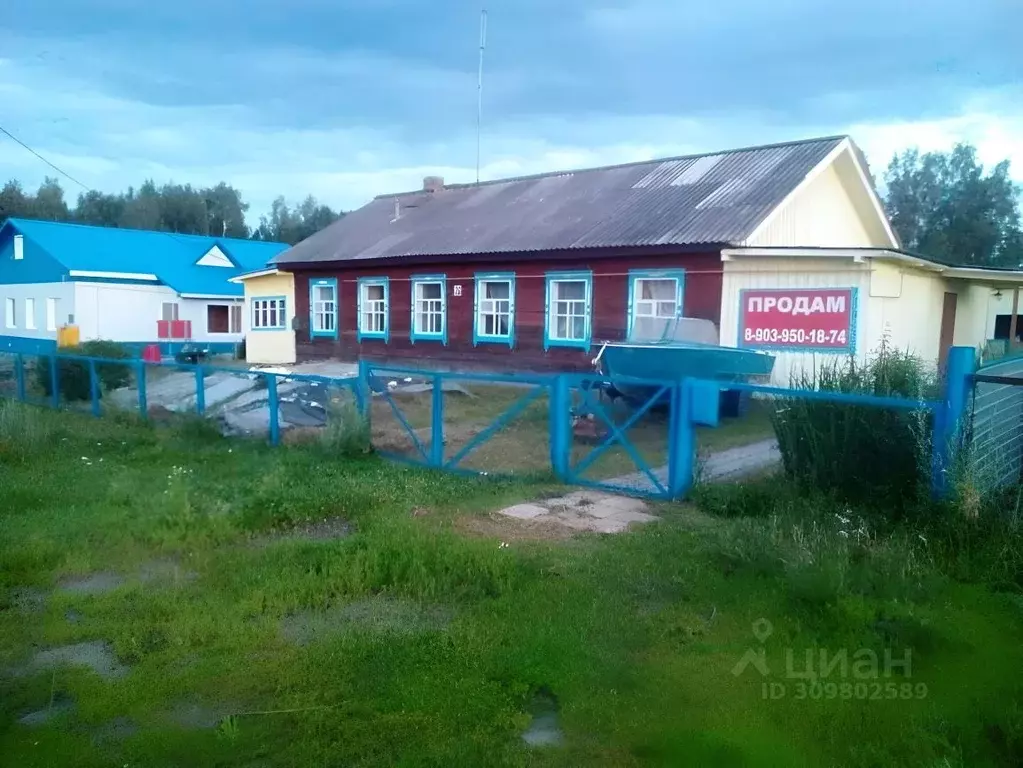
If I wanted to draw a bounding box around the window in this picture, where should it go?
[207,305,230,334]
[161,302,180,322]
[628,270,685,341]
[5,298,15,329]
[252,297,288,330]
[230,305,242,334]
[46,298,58,332]
[310,279,338,337]
[545,272,593,350]
[411,275,446,342]
[357,278,389,341]
[24,298,36,330]
[474,274,515,346]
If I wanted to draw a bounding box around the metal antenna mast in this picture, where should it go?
[476,9,488,184]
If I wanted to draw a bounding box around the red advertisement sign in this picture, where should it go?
[738,288,856,351]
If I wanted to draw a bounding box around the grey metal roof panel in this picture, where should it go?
[275,135,846,265]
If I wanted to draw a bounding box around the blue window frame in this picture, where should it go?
[309,278,338,339]
[544,271,593,351]
[473,272,515,347]
[626,269,686,341]
[251,295,288,331]
[410,274,447,344]
[357,277,389,342]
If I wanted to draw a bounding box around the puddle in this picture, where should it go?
[522,689,564,748]
[139,559,197,586]
[18,694,75,727]
[65,609,83,625]
[253,517,353,547]
[280,597,453,645]
[58,572,124,596]
[4,587,47,615]
[91,716,139,744]
[164,700,232,730]
[25,641,130,680]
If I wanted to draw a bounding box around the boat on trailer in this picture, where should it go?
[592,317,776,407]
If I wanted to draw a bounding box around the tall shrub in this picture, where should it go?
[772,340,937,512]
[36,340,133,402]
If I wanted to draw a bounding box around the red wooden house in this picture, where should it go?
[272,135,886,372]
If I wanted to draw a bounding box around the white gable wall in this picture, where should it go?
[746,147,895,249]
[196,245,234,267]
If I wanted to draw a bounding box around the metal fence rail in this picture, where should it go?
[970,355,1023,492]
[0,347,985,501]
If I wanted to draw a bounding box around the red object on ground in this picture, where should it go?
[142,344,162,363]
[738,287,855,352]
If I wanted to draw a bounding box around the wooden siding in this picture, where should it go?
[291,251,723,372]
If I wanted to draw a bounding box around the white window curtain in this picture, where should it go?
[414,281,444,335]
[312,285,336,333]
[551,280,588,341]
[479,280,512,337]
[631,278,679,341]
[361,283,387,333]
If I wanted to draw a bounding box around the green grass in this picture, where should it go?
[1,402,1022,766]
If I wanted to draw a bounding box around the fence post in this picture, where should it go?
[50,352,59,408]
[136,362,148,421]
[14,354,25,401]
[88,359,101,417]
[932,345,976,497]
[194,366,206,416]
[549,375,570,480]
[667,379,696,499]
[266,373,280,446]
[430,373,444,467]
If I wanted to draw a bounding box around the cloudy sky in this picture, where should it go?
[2,0,1021,222]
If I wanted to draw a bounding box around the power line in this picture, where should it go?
[0,123,91,192]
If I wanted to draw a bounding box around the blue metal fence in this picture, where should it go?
[0,347,984,500]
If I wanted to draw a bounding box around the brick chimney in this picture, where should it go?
[423,176,445,193]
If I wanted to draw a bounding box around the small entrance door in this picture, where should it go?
[938,292,958,372]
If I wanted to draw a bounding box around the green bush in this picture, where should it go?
[772,340,936,514]
[35,340,133,402]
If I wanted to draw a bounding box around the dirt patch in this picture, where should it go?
[57,572,124,596]
[523,689,564,748]
[280,596,453,645]
[21,640,130,680]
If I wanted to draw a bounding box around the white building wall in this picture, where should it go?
[0,281,75,351]
[71,282,245,345]
[74,282,178,342]
[179,298,245,345]
[720,257,872,385]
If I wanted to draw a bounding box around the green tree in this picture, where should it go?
[33,177,70,221]
[204,182,249,238]
[883,143,1023,267]
[0,180,32,223]
[252,195,342,245]
[74,190,126,227]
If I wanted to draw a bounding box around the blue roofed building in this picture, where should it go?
[0,218,288,354]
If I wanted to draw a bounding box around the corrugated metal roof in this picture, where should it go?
[3,218,288,296]
[275,135,847,266]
